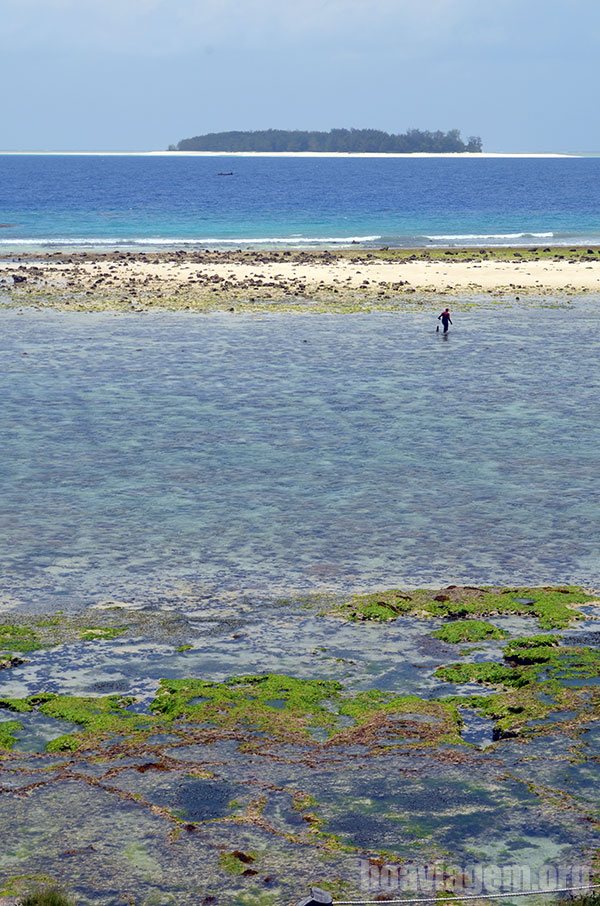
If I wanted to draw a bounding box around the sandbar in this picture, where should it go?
[2,246,600,312]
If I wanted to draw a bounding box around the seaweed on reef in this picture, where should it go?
[0,693,155,753]
[332,588,416,622]
[504,634,563,662]
[439,635,600,738]
[0,623,44,653]
[20,885,75,906]
[0,616,128,657]
[151,674,463,748]
[0,876,61,900]
[0,607,191,658]
[219,849,259,876]
[0,719,22,751]
[438,635,600,687]
[431,619,509,643]
[151,674,344,742]
[0,674,464,758]
[333,585,596,629]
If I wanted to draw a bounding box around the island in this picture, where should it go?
[169,127,483,153]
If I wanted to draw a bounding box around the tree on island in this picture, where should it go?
[169,128,482,153]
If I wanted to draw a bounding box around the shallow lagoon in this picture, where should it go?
[1,306,600,610]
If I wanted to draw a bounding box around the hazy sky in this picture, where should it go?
[1,0,598,152]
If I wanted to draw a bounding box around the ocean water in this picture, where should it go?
[2,154,600,249]
[1,307,599,610]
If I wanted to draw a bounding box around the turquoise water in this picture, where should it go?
[3,155,600,247]
[1,307,599,609]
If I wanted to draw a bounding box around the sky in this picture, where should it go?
[0,0,599,152]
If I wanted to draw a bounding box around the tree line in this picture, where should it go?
[170,128,482,153]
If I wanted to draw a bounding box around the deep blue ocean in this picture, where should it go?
[2,154,600,249]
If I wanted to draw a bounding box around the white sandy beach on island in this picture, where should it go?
[2,248,600,311]
[0,150,582,158]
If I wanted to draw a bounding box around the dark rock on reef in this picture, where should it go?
[231,851,255,864]
[492,726,520,741]
[0,654,25,670]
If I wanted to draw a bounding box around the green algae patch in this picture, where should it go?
[436,662,530,688]
[219,850,258,876]
[334,589,416,621]
[46,734,83,753]
[438,636,600,688]
[0,614,129,654]
[0,623,43,652]
[0,674,466,754]
[431,619,508,643]
[425,586,593,629]
[334,585,595,629]
[0,608,188,658]
[292,791,319,812]
[0,876,59,899]
[0,697,34,713]
[335,690,463,746]
[38,694,153,741]
[457,687,572,737]
[152,674,343,741]
[0,693,156,752]
[20,885,75,906]
[439,635,600,738]
[152,675,464,748]
[78,626,128,641]
[0,719,22,751]
[503,633,562,660]
[501,633,600,680]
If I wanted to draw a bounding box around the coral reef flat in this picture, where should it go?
[0,586,598,904]
[3,247,600,313]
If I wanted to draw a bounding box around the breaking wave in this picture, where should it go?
[0,235,382,247]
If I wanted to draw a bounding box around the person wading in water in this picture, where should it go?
[437,307,453,334]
